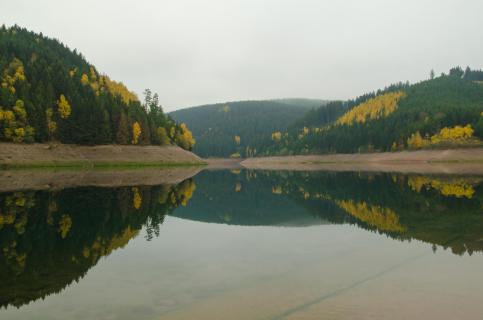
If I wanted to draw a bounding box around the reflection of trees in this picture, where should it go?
[0,179,196,309]
[171,170,330,226]
[173,170,483,257]
[408,176,478,199]
[335,200,406,233]
[277,171,483,256]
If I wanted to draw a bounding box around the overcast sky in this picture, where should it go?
[1,0,483,111]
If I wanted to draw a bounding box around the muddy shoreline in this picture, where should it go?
[0,167,202,193]
[240,149,483,175]
[0,143,204,168]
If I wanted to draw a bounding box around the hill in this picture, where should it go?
[0,25,194,150]
[265,68,483,155]
[170,99,323,157]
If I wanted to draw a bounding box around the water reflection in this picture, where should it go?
[172,170,483,255]
[0,179,195,308]
[1,169,483,313]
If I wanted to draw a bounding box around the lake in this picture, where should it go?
[1,169,483,319]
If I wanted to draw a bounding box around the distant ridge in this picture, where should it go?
[170,99,326,157]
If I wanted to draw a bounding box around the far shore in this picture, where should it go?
[240,148,483,175]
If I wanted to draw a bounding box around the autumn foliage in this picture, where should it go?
[336,91,405,125]
[0,25,195,150]
[407,124,475,149]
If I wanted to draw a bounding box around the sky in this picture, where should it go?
[1,0,483,111]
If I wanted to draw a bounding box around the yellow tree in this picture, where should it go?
[234,135,241,145]
[132,187,142,209]
[101,75,138,104]
[271,131,282,141]
[132,122,141,144]
[431,124,474,144]
[1,58,26,94]
[407,131,429,149]
[81,74,89,86]
[58,214,73,239]
[57,94,71,119]
[176,123,195,150]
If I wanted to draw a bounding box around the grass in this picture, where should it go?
[428,159,483,164]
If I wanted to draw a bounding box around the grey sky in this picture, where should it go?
[1,0,483,111]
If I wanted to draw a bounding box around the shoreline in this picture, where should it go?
[0,143,205,169]
[241,148,483,175]
[0,167,201,192]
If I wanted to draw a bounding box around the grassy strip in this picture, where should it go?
[428,159,483,164]
[1,160,207,170]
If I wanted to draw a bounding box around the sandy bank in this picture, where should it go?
[0,143,204,168]
[0,167,201,193]
[241,148,483,174]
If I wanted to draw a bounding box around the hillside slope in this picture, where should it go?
[170,99,323,157]
[0,25,194,150]
[266,70,483,155]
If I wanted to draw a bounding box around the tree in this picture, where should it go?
[407,131,429,149]
[132,122,141,144]
[449,66,464,78]
[157,127,170,145]
[175,123,195,150]
[271,131,282,141]
[116,111,129,144]
[46,108,57,140]
[430,69,435,80]
[143,89,152,111]
[234,135,241,145]
[57,94,71,119]
[81,74,89,86]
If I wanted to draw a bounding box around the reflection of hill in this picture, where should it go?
[281,172,483,256]
[0,179,195,308]
[171,170,332,226]
[173,170,483,256]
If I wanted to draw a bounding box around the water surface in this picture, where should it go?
[1,170,482,319]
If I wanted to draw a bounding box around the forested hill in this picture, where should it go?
[170,99,324,157]
[265,67,483,155]
[0,25,194,150]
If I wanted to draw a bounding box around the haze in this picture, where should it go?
[1,0,482,111]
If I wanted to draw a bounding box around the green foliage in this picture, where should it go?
[291,101,349,129]
[0,180,195,308]
[173,170,483,257]
[0,25,194,150]
[170,100,319,157]
[265,71,483,155]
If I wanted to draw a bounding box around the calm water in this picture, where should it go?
[1,170,483,319]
